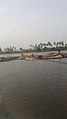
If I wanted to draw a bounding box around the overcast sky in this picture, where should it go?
[0,0,67,49]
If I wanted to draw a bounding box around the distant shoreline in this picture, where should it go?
[0,49,67,55]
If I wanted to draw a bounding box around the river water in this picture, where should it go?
[0,58,67,119]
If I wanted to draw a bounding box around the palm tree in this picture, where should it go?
[19,47,23,55]
[4,48,7,53]
[56,41,64,47]
[39,43,43,49]
[61,41,64,47]
[0,47,2,54]
[13,47,17,52]
[65,43,67,47]
[56,41,64,53]
[42,43,48,51]
[47,41,52,49]
[56,42,59,47]
[53,42,57,48]
[19,47,23,52]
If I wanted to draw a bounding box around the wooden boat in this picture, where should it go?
[48,54,63,59]
[25,57,35,61]
[0,56,19,62]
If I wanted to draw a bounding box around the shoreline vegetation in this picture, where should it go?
[0,41,67,61]
[0,41,67,54]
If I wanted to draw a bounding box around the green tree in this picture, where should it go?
[19,47,23,52]
[53,42,57,47]
[0,47,2,54]
[47,41,52,48]
[65,43,67,47]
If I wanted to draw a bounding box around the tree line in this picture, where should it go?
[0,41,67,54]
[30,41,67,52]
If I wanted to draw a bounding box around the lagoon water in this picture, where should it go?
[0,58,67,119]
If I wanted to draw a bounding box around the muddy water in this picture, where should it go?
[0,59,67,119]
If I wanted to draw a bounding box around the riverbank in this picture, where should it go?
[0,52,67,62]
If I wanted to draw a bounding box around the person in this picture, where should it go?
[58,49,60,54]
[32,54,35,57]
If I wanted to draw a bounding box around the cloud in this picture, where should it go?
[0,8,8,12]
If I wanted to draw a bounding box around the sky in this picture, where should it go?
[0,0,67,49]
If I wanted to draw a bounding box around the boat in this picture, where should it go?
[25,54,36,61]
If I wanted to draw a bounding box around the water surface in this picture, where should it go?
[0,58,67,119]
